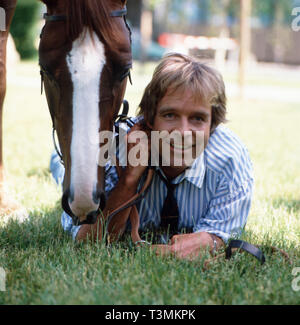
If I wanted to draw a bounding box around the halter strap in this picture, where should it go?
[43,13,67,22]
[110,8,128,17]
[225,240,266,264]
[42,6,132,46]
[43,6,127,22]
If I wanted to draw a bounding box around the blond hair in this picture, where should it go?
[137,53,227,133]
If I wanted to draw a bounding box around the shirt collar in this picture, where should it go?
[155,153,206,189]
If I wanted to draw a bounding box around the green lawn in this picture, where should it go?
[0,60,299,305]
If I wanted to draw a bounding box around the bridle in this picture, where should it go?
[39,5,133,225]
[41,6,132,47]
[43,7,128,21]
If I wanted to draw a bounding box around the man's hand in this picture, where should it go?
[121,122,151,186]
[152,232,224,260]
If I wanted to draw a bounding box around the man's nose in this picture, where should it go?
[174,118,191,134]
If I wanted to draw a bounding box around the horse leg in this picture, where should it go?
[0,0,22,217]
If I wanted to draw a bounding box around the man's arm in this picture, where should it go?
[153,175,253,260]
[152,232,224,260]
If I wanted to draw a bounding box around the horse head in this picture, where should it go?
[39,0,132,225]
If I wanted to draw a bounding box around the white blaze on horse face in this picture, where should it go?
[66,30,105,217]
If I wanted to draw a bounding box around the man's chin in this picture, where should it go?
[161,156,196,171]
[161,150,198,168]
[160,164,187,178]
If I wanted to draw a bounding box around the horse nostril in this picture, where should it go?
[86,211,98,224]
[62,188,106,225]
[99,192,106,211]
[93,190,106,212]
[72,217,80,226]
[62,188,79,225]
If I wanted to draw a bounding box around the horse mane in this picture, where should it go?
[64,0,117,44]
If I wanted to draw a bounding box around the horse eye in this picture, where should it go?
[115,64,131,82]
[119,68,130,81]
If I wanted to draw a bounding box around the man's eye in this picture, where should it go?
[192,116,204,122]
[164,113,175,119]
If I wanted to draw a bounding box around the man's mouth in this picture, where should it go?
[169,142,195,151]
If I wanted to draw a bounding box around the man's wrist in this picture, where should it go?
[207,233,224,252]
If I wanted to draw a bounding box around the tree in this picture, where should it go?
[239,0,252,99]
[253,0,293,26]
[10,0,41,59]
[139,0,166,62]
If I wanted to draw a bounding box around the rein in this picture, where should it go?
[203,240,292,270]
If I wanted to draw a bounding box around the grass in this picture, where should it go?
[0,60,299,305]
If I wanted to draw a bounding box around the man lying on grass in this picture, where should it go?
[52,53,254,260]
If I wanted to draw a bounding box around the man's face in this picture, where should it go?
[150,87,212,178]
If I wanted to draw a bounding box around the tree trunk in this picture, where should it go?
[140,0,153,64]
[214,0,230,73]
[239,0,252,100]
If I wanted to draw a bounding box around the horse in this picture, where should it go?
[39,0,132,226]
[0,0,17,214]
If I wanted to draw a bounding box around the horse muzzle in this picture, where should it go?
[62,188,106,226]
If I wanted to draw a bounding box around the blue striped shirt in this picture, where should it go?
[58,118,254,242]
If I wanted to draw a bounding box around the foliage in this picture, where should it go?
[10,0,41,59]
[253,0,294,26]
[149,0,295,27]
[207,0,294,26]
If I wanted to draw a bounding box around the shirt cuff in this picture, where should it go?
[193,228,231,244]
